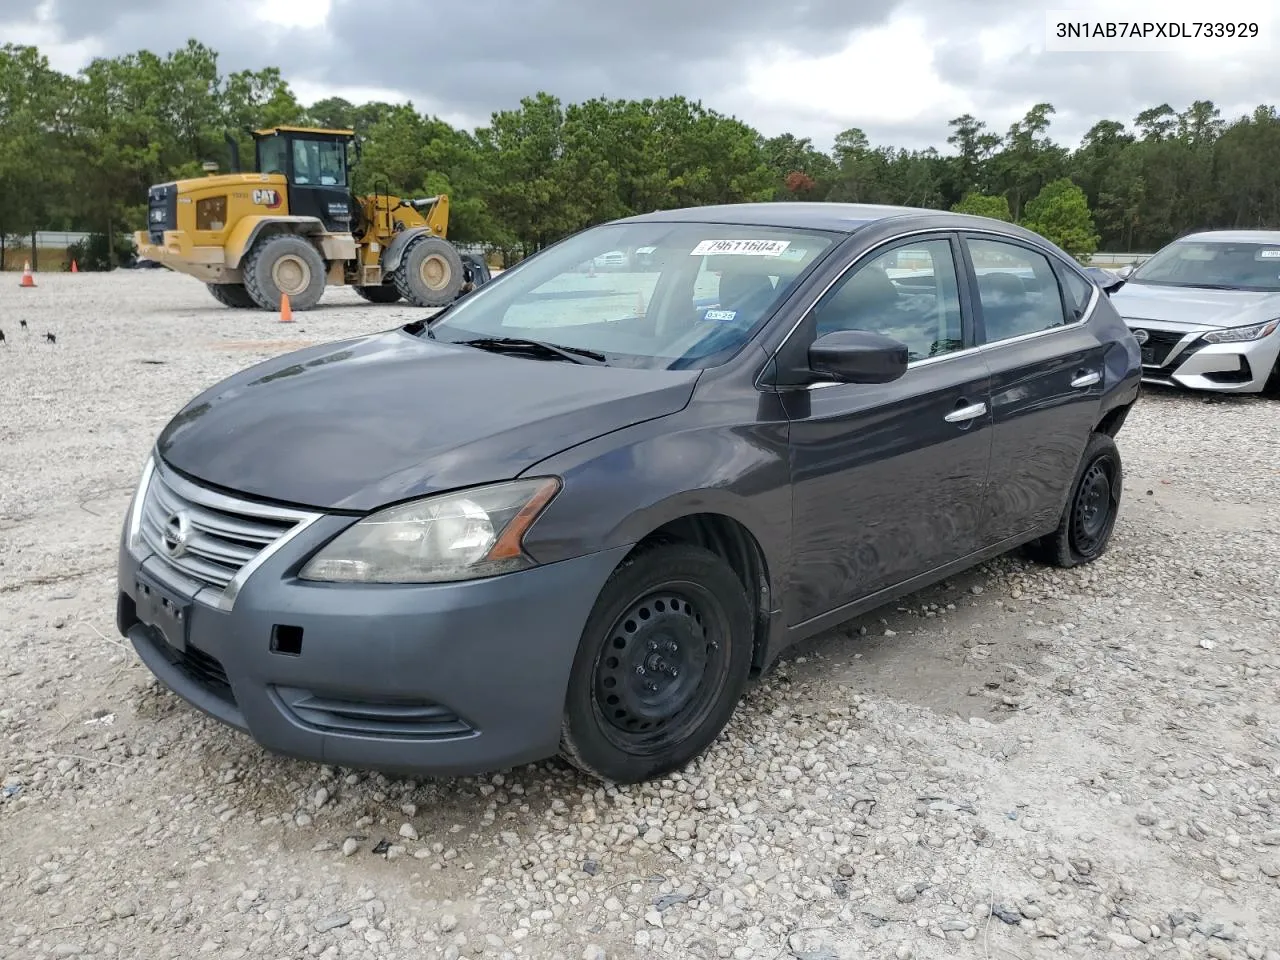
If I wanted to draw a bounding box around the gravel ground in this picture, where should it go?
[2,270,1279,960]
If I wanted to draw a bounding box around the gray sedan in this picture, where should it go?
[1108,230,1280,394]
[116,202,1141,784]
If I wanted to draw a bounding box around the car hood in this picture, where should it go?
[1109,282,1280,329]
[157,328,700,512]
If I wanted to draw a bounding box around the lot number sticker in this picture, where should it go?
[691,239,791,257]
[1257,249,1280,258]
[703,309,737,322]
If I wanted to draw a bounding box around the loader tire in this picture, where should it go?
[207,283,257,308]
[242,233,327,311]
[353,284,402,304]
[392,235,465,308]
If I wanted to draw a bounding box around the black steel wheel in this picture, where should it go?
[1028,431,1123,568]
[560,543,753,784]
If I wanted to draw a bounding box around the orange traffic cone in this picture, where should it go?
[279,293,293,322]
[70,260,78,273]
[19,261,35,288]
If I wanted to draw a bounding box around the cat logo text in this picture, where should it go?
[252,189,282,209]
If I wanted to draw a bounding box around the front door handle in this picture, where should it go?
[1071,370,1101,388]
[945,401,987,424]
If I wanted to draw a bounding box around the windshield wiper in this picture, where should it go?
[459,337,608,365]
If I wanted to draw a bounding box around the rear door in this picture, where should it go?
[959,233,1109,546]
[780,233,995,624]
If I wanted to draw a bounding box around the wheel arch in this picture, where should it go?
[608,504,776,674]
[225,216,326,269]
[382,226,434,274]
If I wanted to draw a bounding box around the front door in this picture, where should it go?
[286,136,354,233]
[780,234,995,625]
[960,234,1109,545]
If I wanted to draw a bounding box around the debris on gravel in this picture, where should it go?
[1,272,1278,959]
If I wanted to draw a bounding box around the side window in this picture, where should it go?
[1060,267,1093,319]
[965,238,1070,343]
[810,238,964,362]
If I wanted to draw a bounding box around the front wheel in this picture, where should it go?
[559,543,753,784]
[1027,431,1123,568]
[242,233,327,311]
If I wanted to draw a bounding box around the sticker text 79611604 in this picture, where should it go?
[691,239,791,257]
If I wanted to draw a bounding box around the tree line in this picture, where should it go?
[3,39,1279,267]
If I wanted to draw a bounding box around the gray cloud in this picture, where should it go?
[4,0,1274,155]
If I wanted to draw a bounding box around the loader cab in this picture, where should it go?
[253,126,357,233]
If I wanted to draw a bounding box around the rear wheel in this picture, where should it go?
[206,283,256,308]
[352,284,402,304]
[559,543,753,784]
[1027,431,1122,568]
[242,233,327,311]
[392,235,465,307]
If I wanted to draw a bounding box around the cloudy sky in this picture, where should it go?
[4,0,1274,152]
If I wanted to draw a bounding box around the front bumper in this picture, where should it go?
[1126,321,1280,393]
[133,230,236,283]
[116,468,630,778]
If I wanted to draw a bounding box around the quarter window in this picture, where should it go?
[966,238,1069,343]
[809,239,965,362]
[1060,268,1094,320]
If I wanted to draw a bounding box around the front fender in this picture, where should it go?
[381,227,433,274]
[516,414,793,587]
[225,216,325,269]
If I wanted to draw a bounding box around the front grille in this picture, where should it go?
[1133,327,1190,367]
[137,461,316,603]
[147,183,178,244]
[177,642,234,701]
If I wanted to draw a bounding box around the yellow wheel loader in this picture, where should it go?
[134,126,475,312]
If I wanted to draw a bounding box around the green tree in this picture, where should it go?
[1020,178,1100,260]
[0,44,75,265]
[951,191,1012,221]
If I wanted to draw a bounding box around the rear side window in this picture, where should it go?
[965,238,1070,344]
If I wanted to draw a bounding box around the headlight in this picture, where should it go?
[126,454,157,555]
[1203,319,1279,344]
[299,477,560,584]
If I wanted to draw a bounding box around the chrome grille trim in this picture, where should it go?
[130,454,324,611]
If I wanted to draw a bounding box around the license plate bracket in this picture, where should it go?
[1140,346,1156,366]
[135,571,191,654]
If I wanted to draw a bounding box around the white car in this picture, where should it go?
[1108,230,1280,394]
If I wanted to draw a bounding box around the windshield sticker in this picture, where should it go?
[1257,249,1280,259]
[691,239,791,257]
[703,309,737,322]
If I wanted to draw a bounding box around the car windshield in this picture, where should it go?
[421,222,840,369]
[1129,239,1280,292]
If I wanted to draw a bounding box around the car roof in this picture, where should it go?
[616,201,967,233]
[1174,229,1280,244]
[613,201,1058,245]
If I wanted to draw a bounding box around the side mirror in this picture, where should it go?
[808,330,909,384]
[1115,264,1135,280]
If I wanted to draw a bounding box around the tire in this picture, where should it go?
[392,235,466,307]
[242,233,327,311]
[206,283,256,308]
[352,284,402,304]
[559,543,754,784]
[1027,431,1123,568]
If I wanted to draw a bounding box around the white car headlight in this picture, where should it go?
[1203,319,1280,344]
[299,478,560,584]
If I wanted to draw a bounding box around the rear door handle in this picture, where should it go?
[945,401,987,424]
[1071,370,1101,388]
